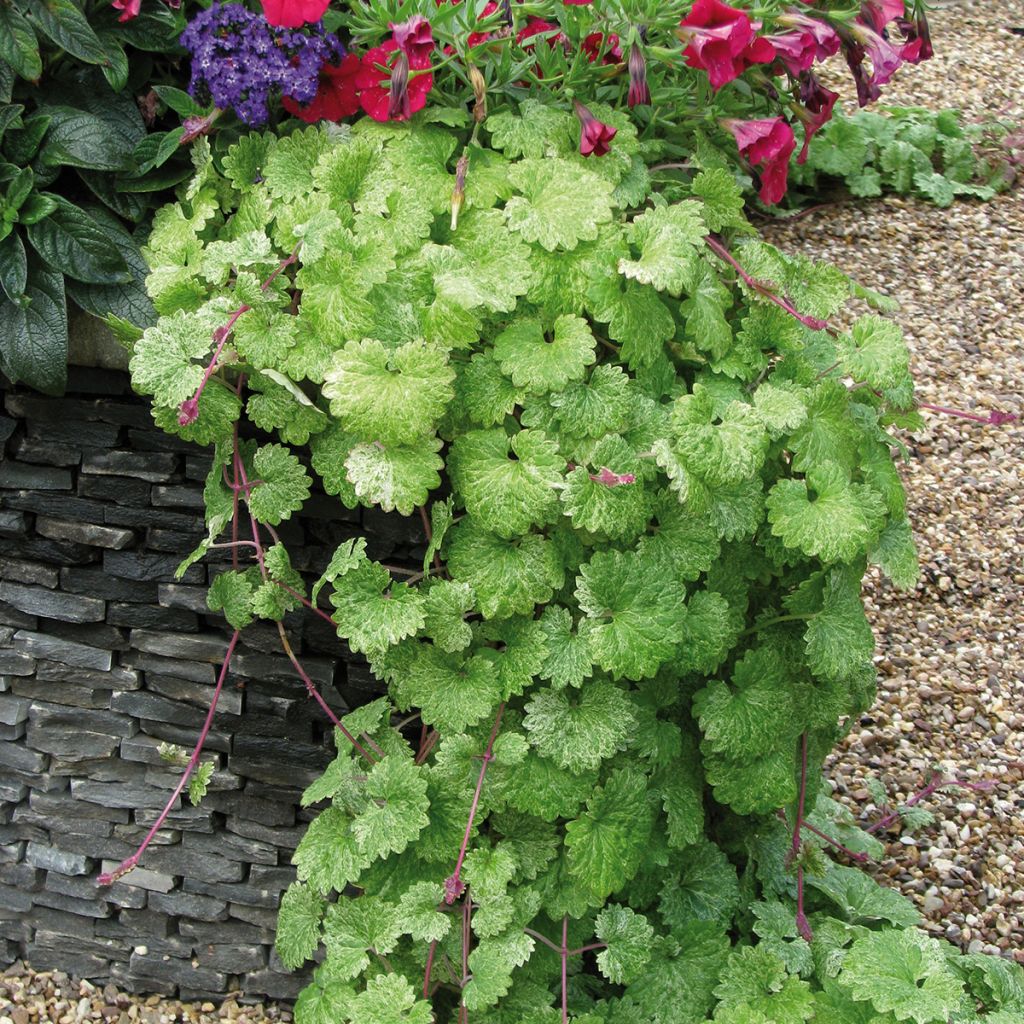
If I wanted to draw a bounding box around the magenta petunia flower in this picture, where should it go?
[726,116,796,204]
[112,0,141,21]
[766,29,818,75]
[678,0,776,91]
[573,99,617,157]
[390,14,436,66]
[261,0,330,29]
[774,11,840,62]
[582,31,622,64]
[895,14,933,63]
[858,0,905,33]
[283,53,362,123]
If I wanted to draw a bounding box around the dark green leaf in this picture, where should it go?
[116,164,192,193]
[3,114,51,164]
[26,195,130,284]
[37,106,134,171]
[112,7,184,52]
[0,230,28,301]
[0,7,42,82]
[76,168,149,222]
[18,193,56,225]
[27,0,109,66]
[131,127,186,175]
[0,104,23,141]
[65,206,155,327]
[5,166,33,212]
[98,32,129,93]
[0,258,67,395]
[152,85,206,119]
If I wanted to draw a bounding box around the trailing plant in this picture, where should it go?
[789,104,1018,208]
[103,108,1024,1023]
[0,0,193,394]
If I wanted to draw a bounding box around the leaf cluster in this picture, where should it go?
[124,111,1016,1022]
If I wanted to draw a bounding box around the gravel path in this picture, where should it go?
[2,3,1020,1019]
[765,0,1024,963]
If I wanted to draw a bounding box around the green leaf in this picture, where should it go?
[838,930,964,1024]
[311,537,367,605]
[246,443,311,526]
[0,231,28,301]
[0,259,66,395]
[586,272,675,369]
[689,169,746,233]
[454,350,525,428]
[575,549,686,681]
[37,106,133,171]
[504,159,615,252]
[802,565,875,681]
[398,644,502,733]
[449,428,564,538]
[565,766,653,902]
[658,839,739,929]
[806,864,920,928]
[0,7,41,81]
[246,371,327,446]
[869,518,919,589]
[421,580,475,653]
[294,976,356,1024]
[323,338,454,445]
[345,436,443,516]
[523,680,635,774]
[27,0,108,64]
[837,315,910,392]
[618,202,705,295]
[276,882,326,970]
[323,896,401,980]
[462,931,535,1012]
[595,905,654,985]
[293,807,372,894]
[560,435,649,541]
[766,463,887,563]
[352,754,430,860]
[187,761,214,805]
[26,195,129,284]
[447,520,564,620]
[349,973,433,1024]
[493,314,597,394]
[207,571,255,630]
[330,560,425,659]
[396,882,450,943]
[487,100,575,159]
[537,605,594,690]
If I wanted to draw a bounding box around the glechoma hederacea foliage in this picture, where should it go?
[106,101,1024,1021]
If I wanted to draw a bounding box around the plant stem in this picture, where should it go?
[561,915,569,1024]
[444,703,505,904]
[275,581,336,628]
[738,612,815,638]
[97,629,241,885]
[793,732,813,942]
[524,927,562,954]
[568,942,608,956]
[423,940,438,999]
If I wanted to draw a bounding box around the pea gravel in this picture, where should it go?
[764,0,1024,965]
[2,2,1021,1018]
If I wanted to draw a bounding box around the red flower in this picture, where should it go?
[858,0,904,33]
[469,1,499,46]
[261,0,330,29]
[390,14,435,66]
[573,100,617,158]
[795,72,838,163]
[517,17,564,49]
[283,53,361,123]
[678,0,775,91]
[895,14,933,63]
[582,31,622,64]
[774,11,840,62]
[726,117,796,204]
[356,41,433,122]
[112,0,141,21]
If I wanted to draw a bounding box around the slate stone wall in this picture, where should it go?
[0,367,421,1001]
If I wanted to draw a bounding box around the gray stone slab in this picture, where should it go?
[60,567,157,603]
[0,742,47,772]
[0,556,59,588]
[70,779,180,810]
[0,462,72,489]
[0,581,105,623]
[182,830,278,866]
[12,438,83,466]
[0,695,30,725]
[106,603,199,632]
[146,891,230,923]
[23,946,112,979]
[12,678,113,711]
[223,817,306,850]
[82,451,178,482]
[129,629,232,664]
[30,789,130,822]
[0,650,35,676]
[191,942,267,974]
[183,876,280,910]
[45,872,146,910]
[240,968,306,1000]
[28,702,136,737]
[27,728,121,761]
[179,918,271,947]
[157,583,209,613]
[138,719,230,755]
[133,804,215,835]
[141,847,245,885]
[123,651,215,684]
[151,485,205,508]
[104,550,204,583]
[78,473,151,506]
[0,721,25,741]
[103,504,205,534]
[0,510,26,534]
[145,674,242,716]
[200,792,295,827]
[110,691,224,730]
[13,630,112,671]
[108,964,176,997]
[25,842,93,875]
[14,807,112,838]
[99,860,175,894]
[26,418,121,448]
[36,516,135,550]
[32,888,112,919]
[35,660,141,691]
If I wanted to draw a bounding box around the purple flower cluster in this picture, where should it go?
[180,2,344,126]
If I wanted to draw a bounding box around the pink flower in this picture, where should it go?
[766,29,819,75]
[774,11,840,62]
[177,399,199,427]
[895,14,933,63]
[573,100,617,157]
[112,0,141,21]
[726,117,796,204]
[858,0,905,33]
[678,0,776,91]
[582,31,622,64]
[590,467,636,486]
[283,53,361,123]
[795,72,838,163]
[356,41,433,122]
[390,14,435,66]
[517,17,565,49]
[627,43,651,107]
[261,0,330,29]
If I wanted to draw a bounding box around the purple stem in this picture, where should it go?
[704,234,832,333]
[865,772,994,834]
[561,915,569,1024]
[423,940,438,1000]
[97,629,241,885]
[777,810,869,863]
[444,703,506,904]
[568,941,608,957]
[917,403,1017,426]
[792,732,813,942]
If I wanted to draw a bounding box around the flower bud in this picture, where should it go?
[627,43,651,107]
[469,65,487,123]
[387,50,411,121]
[451,151,469,230]
[572,99,617,158]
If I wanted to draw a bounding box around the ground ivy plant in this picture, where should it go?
[108,107,1024,1024]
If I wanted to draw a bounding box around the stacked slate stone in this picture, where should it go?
[0,367,424,1001]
